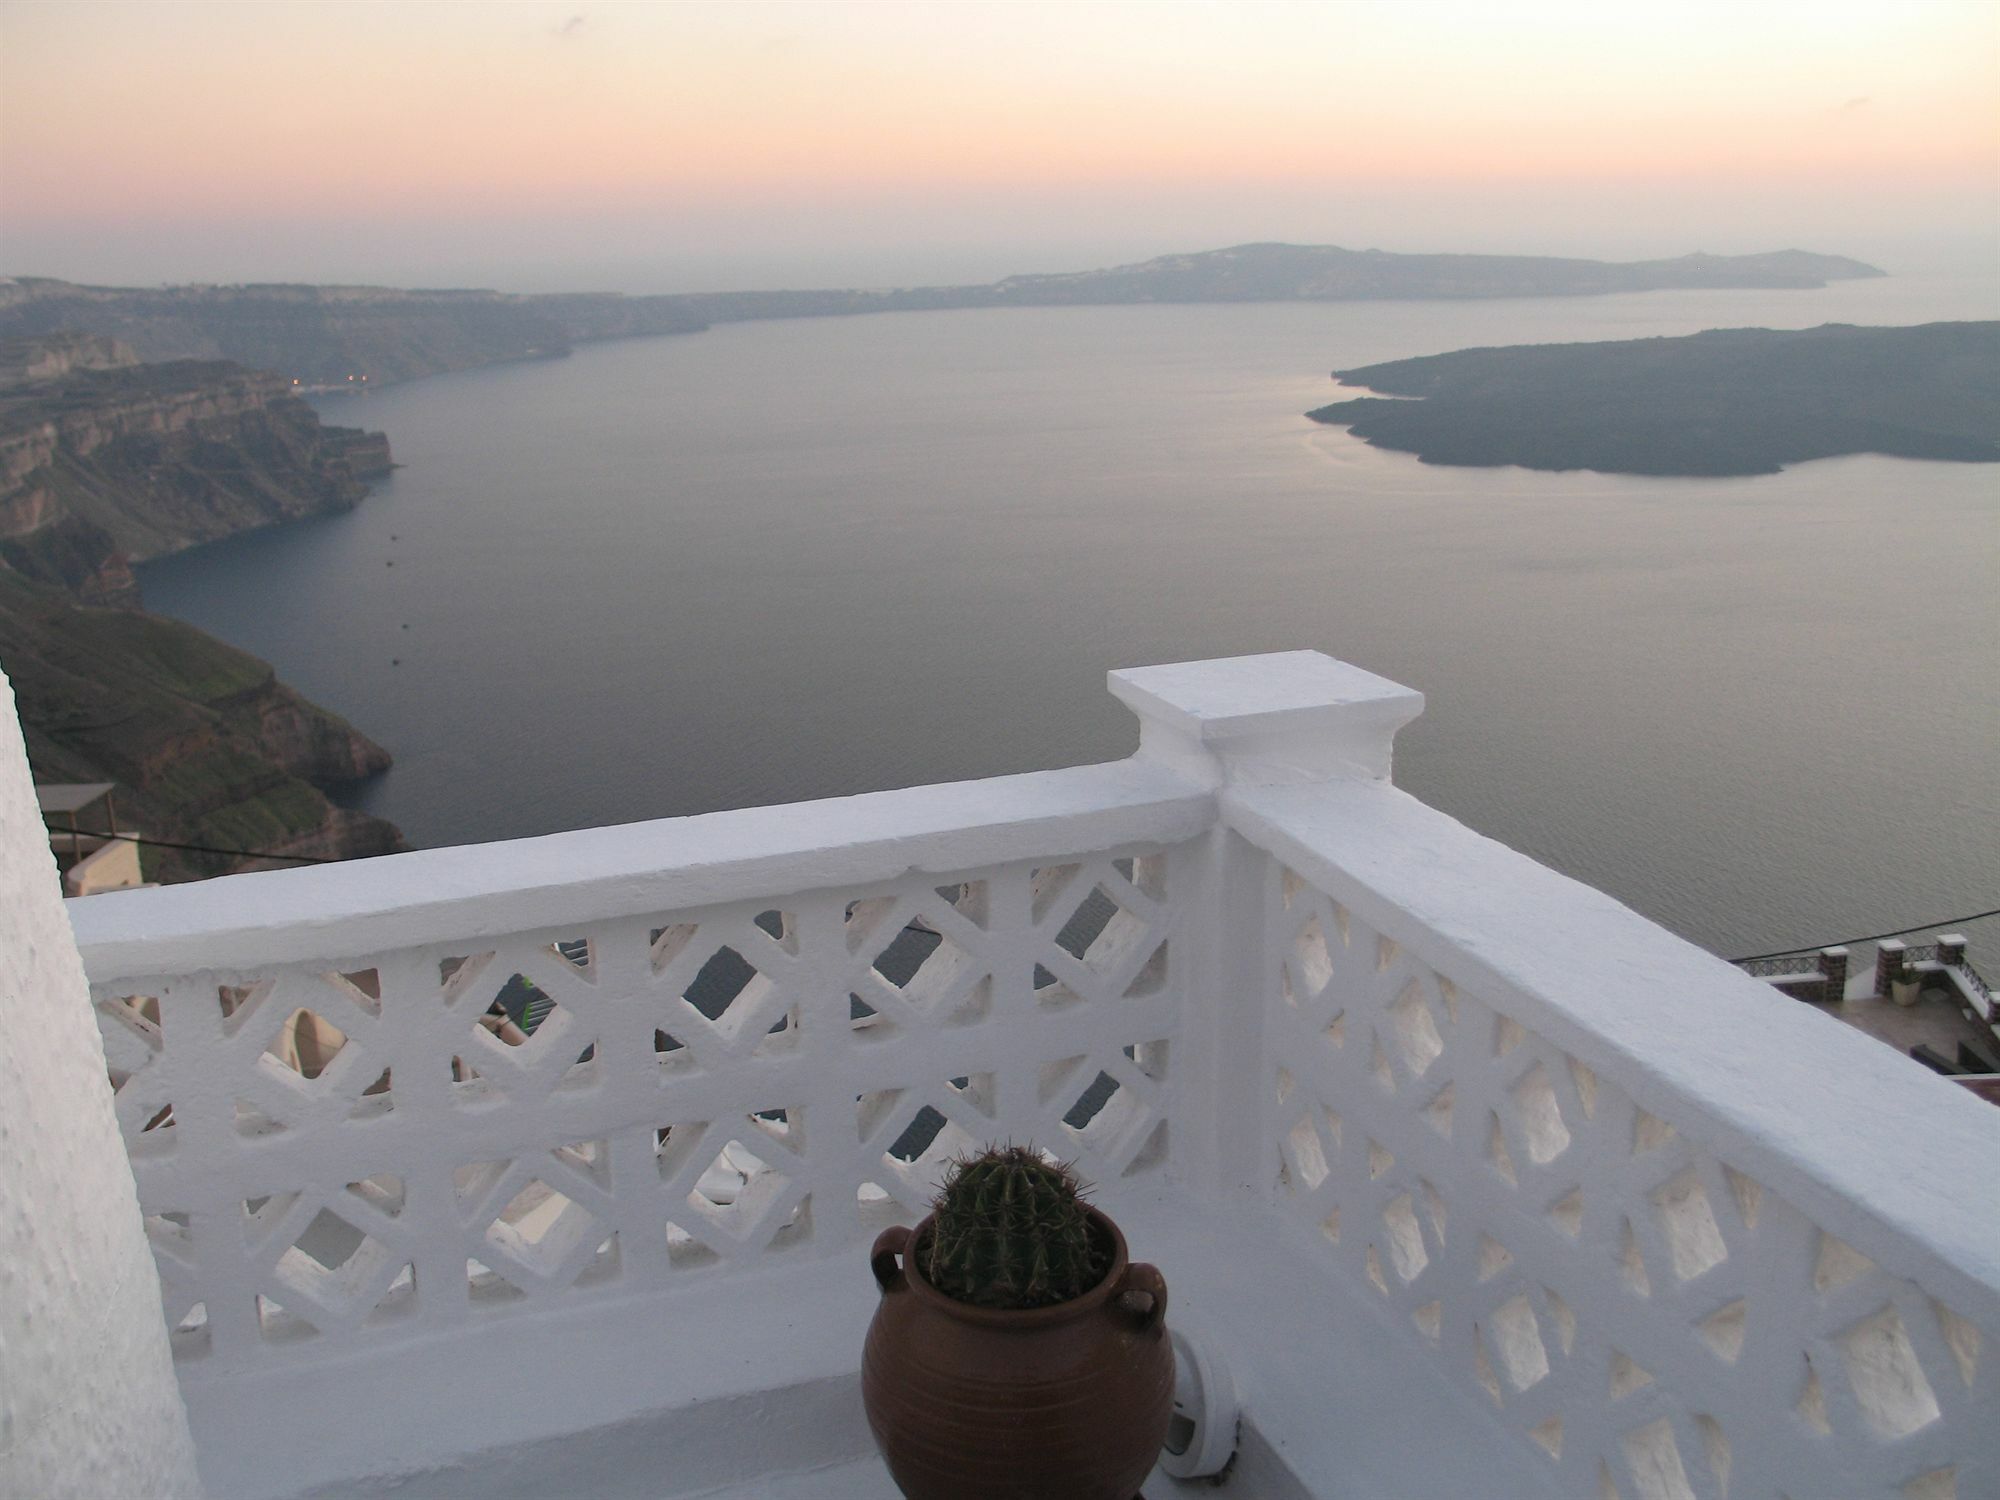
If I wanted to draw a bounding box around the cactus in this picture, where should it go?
[921,1145,1111,1309]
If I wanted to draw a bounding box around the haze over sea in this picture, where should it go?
[139,273,1999,965]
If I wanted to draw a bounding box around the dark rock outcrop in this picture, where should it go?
[1306,321,2000,478]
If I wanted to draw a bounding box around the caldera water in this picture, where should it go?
[138,274,2000,964]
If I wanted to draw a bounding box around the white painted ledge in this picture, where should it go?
[1112,651,1425,786]
[1224,776,2000,1318]
[69,759,1212,983]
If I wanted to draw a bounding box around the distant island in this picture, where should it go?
[0,244,1883,389]
[1306,322,2000,477]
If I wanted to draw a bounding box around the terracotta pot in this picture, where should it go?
[862,1208,1174,1500]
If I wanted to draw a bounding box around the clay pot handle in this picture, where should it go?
[871,1225,913,1294]
[1118,1261,1168,1336]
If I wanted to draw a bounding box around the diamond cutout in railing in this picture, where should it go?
[655,1029,696,1076]
[262,1007,348,1081]
[880,1104,982,1204]
[1422,1082,1454,1138]
[1488,1294,1549,1392]
[1487,1114,1518,1186]
[1046,870,1165,988]
[1382,1193,1428,1283]
[486,974,562,1046]
[242,1191,299,1247]
[216,981,269,1033]
[1698,1300,1746,1363]
[1529,1416,1562,1460]
[1610,1351,1655,1398]
[1388,979,1444,1076]
[1510,1064,1571,1164]
[274,1205,408,1321]
[1696,1416,1730,1497]
[1566,1056,1598,1117]
[861,921,988,1027]
[1723,1166,1761,1229]
[1619,1217,1652,1299]
[1549,1188,1584,1239]
[1813,1229,1876,1292]
[684,1138,792,1243]
[683,943,796,1050]
[1621,1418,1695,1500]
[1934,1300,1980,1387]
[1797,1357,1832,1434]
[1291,915,1336,1005]
[486,1178,601,1280]
[1059,1071,1133,1155]
[324,967,383,1016]
[1283,1113,1331,1193]
[1838,1305,1942,1439]
[1651,1170,1728,1282]
[1412,1300,1441,1341]
[98,994,172,1139]
[350,1067,393,1120]
[1634,1109,1676,1153]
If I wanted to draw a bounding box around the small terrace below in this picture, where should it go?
[18,653,1999,1499]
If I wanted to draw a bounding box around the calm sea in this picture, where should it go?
[138,277,2000,964]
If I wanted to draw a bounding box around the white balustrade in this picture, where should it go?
[66,653,2000,1500]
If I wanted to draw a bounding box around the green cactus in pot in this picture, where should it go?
[919,1144,1113,1309]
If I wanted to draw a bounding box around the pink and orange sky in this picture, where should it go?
[2,0,1995,290]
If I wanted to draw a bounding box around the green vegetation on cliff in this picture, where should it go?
[1306,322,2000,477]
[1,569,401,880]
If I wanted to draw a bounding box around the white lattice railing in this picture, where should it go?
[1260,854,1986,1500]
[82,776,1202,1373]
[68,653,2000,1500]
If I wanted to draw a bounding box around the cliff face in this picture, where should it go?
[0,279,708,386]
[0,337,406,878]
[0,356,385,569]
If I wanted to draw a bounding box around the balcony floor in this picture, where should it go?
[254,1190,1546,1500]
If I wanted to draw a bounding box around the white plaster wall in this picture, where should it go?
[0,667,202,1499]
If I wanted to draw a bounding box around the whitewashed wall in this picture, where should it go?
[0,667,202,1499]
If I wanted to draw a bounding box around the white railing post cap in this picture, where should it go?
[1110,651,1424,786]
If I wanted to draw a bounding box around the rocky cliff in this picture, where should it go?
[0,278,708,386]
[0,337,405,878]
[0,352,389,578]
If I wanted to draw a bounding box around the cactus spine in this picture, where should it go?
[922,1145,1110,1310]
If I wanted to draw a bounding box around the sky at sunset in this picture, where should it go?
[2,0,1995,291]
